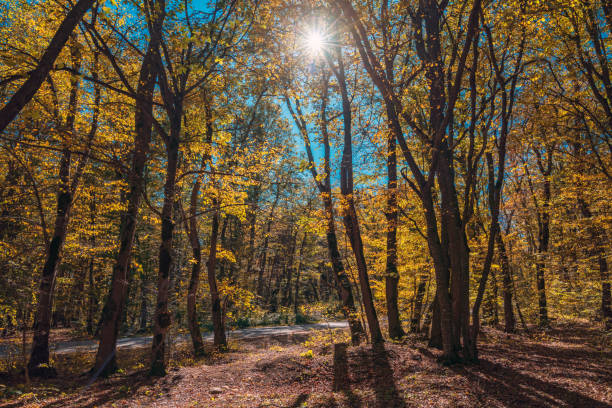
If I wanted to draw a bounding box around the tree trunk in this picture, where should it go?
[422,191,456,361]
[326,48,383,345]
[269,252,283,312]
[139,276,148,333]
[184,92,215,355]
[489,268,499,326]
[497,232,516,333]
[86,192,97,335]
[257,189,279,298]
[437,149,473,361]
[28,149,72,377]
[245,187,260,277]
[411,274,428,333]
[536,176,550,328]
[599,253,611,330]
[319,93,364,341]
[185,197,204,355]
[281,230,297,307]
[29,44,82,376]
[87,256,96,335]
[293,239,303,316]
[207,201,227,347]
[323,194,365,344]
[385,125,404,339]
[428,297,442,348]
[92,5,164,375]
[285,74,364,343]
[150,128,180,377]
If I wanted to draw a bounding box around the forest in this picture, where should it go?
[0,0,610,406]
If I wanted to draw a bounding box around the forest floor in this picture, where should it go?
[0,320,611,408]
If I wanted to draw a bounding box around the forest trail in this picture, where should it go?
[0,321,348,358]
[2,322,610,407]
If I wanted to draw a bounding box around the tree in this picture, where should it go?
[29,38,101,376]
[93,0,166,377]
[284,71,365,344]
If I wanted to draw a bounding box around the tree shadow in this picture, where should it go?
[347,343,405,408]
[415,343,611,408]
[332,342,363,408]
[453,358,611,407]
[285,392,309,408]
[333,343,349,392]
[478,332,612,380]
[495,344,612,380]
[370,344,405,408]
[38,371,160,408]
[342,389,363,408]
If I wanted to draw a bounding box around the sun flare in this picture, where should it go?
[305,29,324,56]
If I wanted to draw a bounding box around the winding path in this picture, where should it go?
[0,321,348,357]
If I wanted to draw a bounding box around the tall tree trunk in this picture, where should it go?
[470,23,523,356]
[245,187,260,278]
[327,48,383,345]
[536,175,550,328]
[150,125,180,377]
[139,276,148,333]
[293,235,304,317]
[385,125,404,339]
[257,188,279,298]
[437,148,473,360]
[219,217,229,278]
[281,230,297,307]
[207,200,227,347]
[284,73,364,343]
[422,192,456,361]
[489,268,499,326]
[471,154,499,355]
[184,92,215,355]
[599,253,611,330]
[497,232,516,333]
[322,193,365,344]
[87,257,96,335]
[28,148,72,377]
[29,43,82,376]
[411,274,428,333]
[92,3,165,376]
[269,253,283,312]
[86,191,97,335]
[428,296,442,348]
[185,186,204,355]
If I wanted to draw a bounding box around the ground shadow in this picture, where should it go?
[414,343,611,408]
[453,356,610,407]
[333,343,349,392]
[370,344,405,408]
[37,371,161,408]
[285,392,309,407]
[491,341,612,380]
[331,342,363,408]
[347,343,405,408]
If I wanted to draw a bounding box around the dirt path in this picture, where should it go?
[2,321,610,407]
[0,321,348,357]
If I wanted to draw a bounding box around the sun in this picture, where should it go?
[301,23,330,59]
[305,29,324,56]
